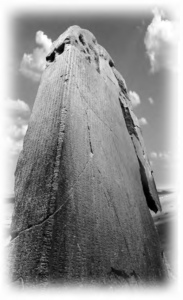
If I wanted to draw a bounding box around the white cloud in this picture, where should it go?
[139,117,148,126]
[129,90,141,107]
[159,152,170,160]
[2,98,31,156]
[35,31,52,52]
[144,8,178,73]
[148,97,154,104]
[20,31,52,81]
[150,151,158,158]
[150,151,171,160]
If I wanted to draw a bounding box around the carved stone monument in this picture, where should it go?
[8,26,168,286]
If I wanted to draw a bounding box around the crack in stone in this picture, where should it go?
[131,137,160,213]
[117,94,160,213]
[104,188,132,259]
[95,141,131,210]
[87,124,93,156]
[75,80,120,141]
[118,97,140,142]
[11,197,70,241]
[77,84,94,157]
[95,165,133,263]
[137,156,159,213]
[106,74,117,86]
[11,156,92,242]
[118,96,148,157]
[112,67,128,95]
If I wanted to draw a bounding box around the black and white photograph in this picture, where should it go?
[1,0,181,297]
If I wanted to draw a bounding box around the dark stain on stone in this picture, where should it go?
[46,51,55,63]
[55,43,65,55]
[79,34,86,46]
[109,267,139,283]
[109,59,114,67]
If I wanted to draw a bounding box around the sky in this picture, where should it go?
[3,5,178,195]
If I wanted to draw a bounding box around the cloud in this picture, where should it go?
[20,31,52,81]
[129,91,141,107]
[150,151,170,160]
[3,98,31,156]
[159,152,170,160]
[35,31,52,52]
[150,151,158,158]
[148,97,154,104]
[144,8,178,73]
[139,117,148,126]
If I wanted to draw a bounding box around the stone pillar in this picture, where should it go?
[8,26,168,286]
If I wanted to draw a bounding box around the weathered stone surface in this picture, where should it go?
[8,25,168,286]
